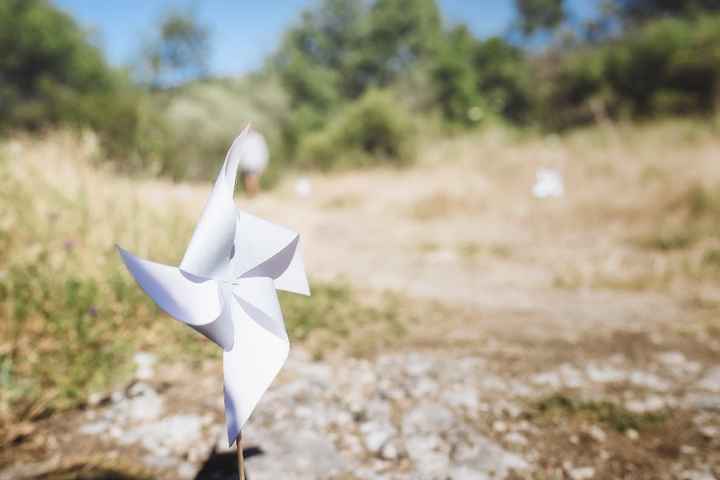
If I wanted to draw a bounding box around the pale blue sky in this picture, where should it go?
[52,0,600,76]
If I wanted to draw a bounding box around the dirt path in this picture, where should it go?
[253,155,690,335]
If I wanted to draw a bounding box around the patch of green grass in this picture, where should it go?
[418,242,440,253]
[684,184,720,219]
[457,242,482,259]
[280,280,406,358]
[0,254,408,423]
[702,248,720,272]
[552,270,583,290]
[0,261,144,421]
[410,191,482,221]
[322,194,362,210]
[639,227,696,251]
[456,241,513,260]
[639,183,720,251]
[489,244,512,258]
[532,393,669,433]
[639,165,666,184]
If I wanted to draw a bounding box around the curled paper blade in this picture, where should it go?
[116,246,233,351]
[234,211,310,296]
[232,278,287,341]
[180,130,249,281]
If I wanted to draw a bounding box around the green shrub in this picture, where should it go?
[533,393,668,432]
[0,0,174,172]
[605,15,720,116]
[280,280,405,358]
[156,73,291,181]
[538,46,611,129]
[638,183,720,251]
[541,14,720,129]
[298,89,417,170]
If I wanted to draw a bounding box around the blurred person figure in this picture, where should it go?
[236,128,269,197]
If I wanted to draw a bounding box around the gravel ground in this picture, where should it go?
[4,322,719,480]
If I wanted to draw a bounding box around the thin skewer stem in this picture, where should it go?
[237,432,245,480]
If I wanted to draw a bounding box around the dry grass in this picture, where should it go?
[424,118,720,295]
[409,190,484,221]
[0,131,199,428]
[2,116,720,441]
[532,393,669,433]
[0,132,407,432]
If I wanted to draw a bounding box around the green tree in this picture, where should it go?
[0,0,115,129]
[515,0,566,35]
[604,15,720,115]
[0,0,176,169]
[142,9,210,87]
[274,0,364,104]
[431,26,481,125]
[473,37,532,123]
[616,0,720,24]
[360,0,443,90]
[275,0,444,102]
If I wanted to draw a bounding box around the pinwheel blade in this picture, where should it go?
[222,282,289,445]
[233,211,310,296]
[117,246,233,351]
[180,130,250,281]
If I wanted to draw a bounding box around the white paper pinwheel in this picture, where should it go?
[117,129,309,446]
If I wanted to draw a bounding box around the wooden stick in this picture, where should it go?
[237,431,245,480]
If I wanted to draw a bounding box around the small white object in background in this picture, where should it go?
[467,105,484,123]
[117,127,310,447]
[236,128,269,175]
[133,351,157,380]
[532,168,564,199]
[294,177,313,198]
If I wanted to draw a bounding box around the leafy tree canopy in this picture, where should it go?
[515,0,566,35]
[141,9,210,87]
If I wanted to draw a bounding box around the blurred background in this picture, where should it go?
[1,0,720,478]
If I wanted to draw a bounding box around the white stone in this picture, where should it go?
[120,414,206,455]
[504,432,528,446]
[451,435,529,479]
[448,466,492,480]
[629,371,670,391]
[493,420,508,433]
[586,364,626,383]
[625,395,666,413]
[404,435,449,475]
[697,367,720,392]
[586,425,606,443]
[79,421,108,435]
[681,470,716,480]
[402,403,456,436]
[361,421,396,453]
[567,466,595,480]
[87,392,105,407]
[246,428,344,479]
[681,445,697,455]
[133,352,157,380]
[380,440,400,460]
[176,462,196,479]
[657,352,701,375]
